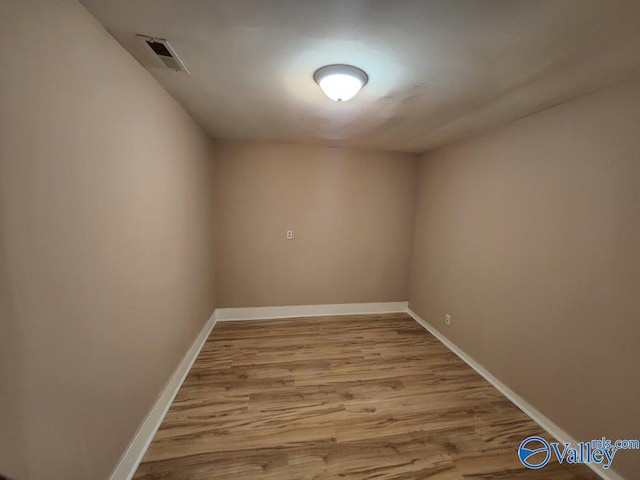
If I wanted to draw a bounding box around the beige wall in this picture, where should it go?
[3,1,639,479]
[409,77,640,479]
[0,1,216,479]
[214,141,418,307]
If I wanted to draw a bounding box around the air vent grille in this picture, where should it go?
[137,35,190,73]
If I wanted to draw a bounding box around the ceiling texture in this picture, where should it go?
[81,0,640,153]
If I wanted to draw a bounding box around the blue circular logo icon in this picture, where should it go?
[518,436,551,469]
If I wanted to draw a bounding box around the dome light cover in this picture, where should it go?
[313,64,368,102]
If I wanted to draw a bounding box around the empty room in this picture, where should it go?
[1,1,639,479]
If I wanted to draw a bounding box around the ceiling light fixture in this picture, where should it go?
[313,64,368,102]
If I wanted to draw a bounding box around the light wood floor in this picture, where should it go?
[134,313,598,479]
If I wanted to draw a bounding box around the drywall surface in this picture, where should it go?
[0,1,216,478]
[214,141,418,307]
[81,0,640,152]
[409,77,640,479]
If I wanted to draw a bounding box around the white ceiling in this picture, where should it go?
[81,0,640,153]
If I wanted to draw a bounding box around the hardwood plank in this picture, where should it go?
[133,313,599,479]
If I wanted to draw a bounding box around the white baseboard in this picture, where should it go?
[405,308,625,480]
[215,301,409,321]
[110,304,624,480]
[108,302,406,479]
[109,310,217,480]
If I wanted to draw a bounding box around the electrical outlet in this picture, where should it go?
[286,230,293,240]
[445,314,451,326]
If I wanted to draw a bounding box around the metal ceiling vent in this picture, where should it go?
[138,35,190,73]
